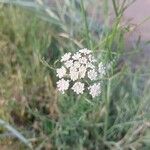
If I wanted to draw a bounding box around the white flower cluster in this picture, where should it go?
[56,48,106,98]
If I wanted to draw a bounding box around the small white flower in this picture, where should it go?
[87,69,97,80]
[88,83,101,98]
[64,60,73,68]
[73,61,81,69]
[79,48,92,54]
[86,63,95,69]
[89,55,96,62]
[57,78,70,93]
[56,66,66,78]
[72,82,84,94]
[98,62,106,78]
[72,52,81,60]
[69,67,79,81]
[79,65,87,78]
[61,52,71,62]
[79,57,87,64]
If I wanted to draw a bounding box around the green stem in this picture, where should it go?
[104,79,111,140]
[112,0,118,17]
[80,0,92,49]
[103,0,109,31]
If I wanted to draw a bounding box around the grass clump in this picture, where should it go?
[0,0,150,149]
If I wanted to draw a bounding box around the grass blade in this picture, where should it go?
[0,119,33,149]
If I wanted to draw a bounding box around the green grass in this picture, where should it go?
[0,0,150,149]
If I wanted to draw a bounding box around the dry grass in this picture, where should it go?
[0,0,150,149]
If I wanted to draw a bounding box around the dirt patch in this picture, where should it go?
[123,0,150,67]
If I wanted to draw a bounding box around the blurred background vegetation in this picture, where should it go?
[0,0,150,149]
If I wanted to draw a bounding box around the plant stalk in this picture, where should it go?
[112,0,118,17]
[80,0,92,49]
[104,79,111,140]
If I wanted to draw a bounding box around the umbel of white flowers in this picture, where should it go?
[56,48,106,98]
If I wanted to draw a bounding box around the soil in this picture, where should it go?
[123,0,150,68]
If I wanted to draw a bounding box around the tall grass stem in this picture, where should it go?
[80,0,92,49]
[112,0,118,17]
[104,79,111,140]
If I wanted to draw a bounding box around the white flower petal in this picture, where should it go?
[73,61,81,69]
[72,52,81,60]
[61,52,71,62]
[56,66,66,78]
[79,65,87,78]
[64,60,73,68]
[88,83,101,98]
[86,63,95,69]
[89,55,96,62]
[79,48,92,54]
[98,62,106,78]
[87,69,97,80]
[79,57,87,64]
[69,67,79,81]
[57,78,70,93]
[72,82,84,94]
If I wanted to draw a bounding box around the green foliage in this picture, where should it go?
[0,0,149,149]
